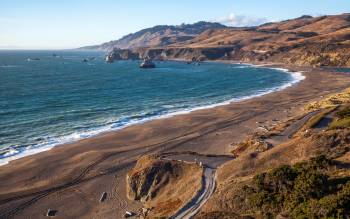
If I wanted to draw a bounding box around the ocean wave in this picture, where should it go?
[0,65,305,166]
[0,65,18,68]
[231,64,253,69]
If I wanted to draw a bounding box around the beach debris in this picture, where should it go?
[141,207,149,214]
[199,161,204,167]
[139,207,150,217]
[99,192,107,202]
[257,125,269,132]
[46,209,57,217]
[123,211,135,218]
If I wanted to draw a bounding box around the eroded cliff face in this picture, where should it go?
[107,43,350,67]
[126,155,202,218]
[126,155,174,202]
[107,46,238,62]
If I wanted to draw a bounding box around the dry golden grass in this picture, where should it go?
[306,87,350,110]
[127,154,202,218]
[199,93,350,217]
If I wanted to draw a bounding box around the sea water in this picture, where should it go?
[0,50,304,165]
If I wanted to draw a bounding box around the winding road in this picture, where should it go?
[168,110,324,219]
[266,110,319,146]
[163,153,233,219]
[170,167,216,219]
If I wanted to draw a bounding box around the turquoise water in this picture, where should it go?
[0,50,304,165]
[336,68,350,73]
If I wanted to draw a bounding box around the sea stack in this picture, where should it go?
[105,55,114,63]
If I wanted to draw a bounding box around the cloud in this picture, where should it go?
[216,13,271,27]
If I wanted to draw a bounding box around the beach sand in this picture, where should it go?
[0,65,349,218]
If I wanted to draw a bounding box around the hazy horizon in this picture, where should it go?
[1,0,349,50]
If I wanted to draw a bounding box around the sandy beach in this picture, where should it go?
[0,65,350,219]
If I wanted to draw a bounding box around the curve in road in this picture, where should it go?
[170,167,216,219]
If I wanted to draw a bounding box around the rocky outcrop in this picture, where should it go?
[107,46,238,62]
[126,155,174,202]
[126,155,202,218]
[105,48,140,62]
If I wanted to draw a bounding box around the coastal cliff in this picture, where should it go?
[106,14,350,67]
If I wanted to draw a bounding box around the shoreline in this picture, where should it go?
[0,63,349,218]
[0,62,305,166]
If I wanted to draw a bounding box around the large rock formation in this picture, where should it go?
[126,155,202,218]
[126,155,174,202]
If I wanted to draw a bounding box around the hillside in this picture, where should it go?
[107,13,350,67]
[80,21,226,51]
[195,88,350,218]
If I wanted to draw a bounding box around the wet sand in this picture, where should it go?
[0,65,349,218]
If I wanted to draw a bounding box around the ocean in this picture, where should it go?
[0,50,304,165]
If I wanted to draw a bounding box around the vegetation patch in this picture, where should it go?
[230,136,272,157]
[329,106,350,130]
[195,211,242,219]
[304,107,336,129]
[242,155,350,218]
[336,107,350,119]
[306,88,350,110]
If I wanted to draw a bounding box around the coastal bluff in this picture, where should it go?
[126,155,202,218]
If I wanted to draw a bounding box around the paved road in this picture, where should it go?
[266,110,319,146]
[170,167,216,219]
[162,152,233,219]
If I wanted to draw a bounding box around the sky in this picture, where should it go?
[0,0,349,49]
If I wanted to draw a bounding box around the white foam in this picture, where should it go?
[0,65,18,68]
[0,65,305,166]
[3,148,19,156]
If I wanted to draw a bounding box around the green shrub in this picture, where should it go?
[336,107,350,119]
[328,117,350,130]
[293,170,328,201]
[244,155,350,218]
[328,107,350,130]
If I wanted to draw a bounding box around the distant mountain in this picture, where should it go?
[107,13,350,67]
[80,21,226,51]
